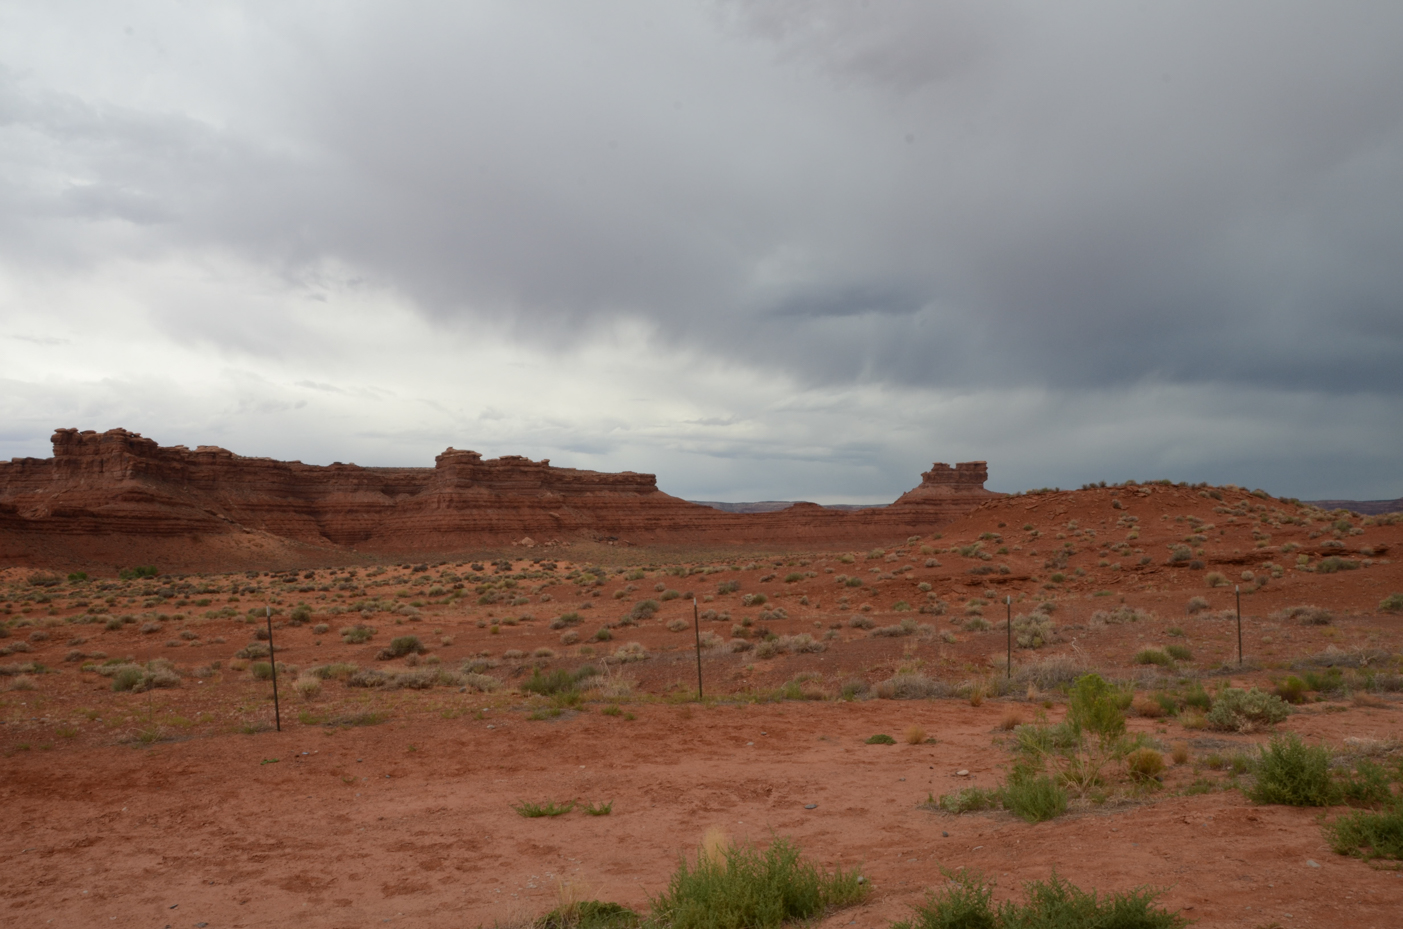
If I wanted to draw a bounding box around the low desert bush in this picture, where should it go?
[1134,648,1172,667]
[894,871,1188,929]
[649,835,866,929]
[1276,605,1332,625]
[1328,799,1403,861]
[340,624,375,644]
[904,725,927,745]
[874,672,949,700]
[1378,593,1403,614]
[536,900,639,929]
[376,635,426,660]
[866,733,897,744]
[294,674,322,700]
[1205,572,1228,588]
[1206,687,1290,732]
[1164,643,1192,662]
[1068,673,1126,739]
[1001,774,1068,823]
[1247,734,1336,806]
[1125,748,1165,782]
[1316,556,1360,574]
[1185,596,1210,615]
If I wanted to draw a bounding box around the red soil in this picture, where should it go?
[2,482,1401,927]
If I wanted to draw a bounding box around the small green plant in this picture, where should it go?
[536,900,640,929]
[1380,593,1403,613]
[1001,775,1068,823]
[649,835,867,929]
[600,704,623,717]
[1328,799,1403,861]
[894,870,1188,929]
[584,800,614,816]
[1134,648,1172,666]
[1247,734,1336,806]
[118,566,159,580]
[934,787,1000,814]
[1164,643,1192,662]
[513,800,575,818]
[866,733,897,744]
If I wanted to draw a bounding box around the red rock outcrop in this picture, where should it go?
[0,428,1001,568]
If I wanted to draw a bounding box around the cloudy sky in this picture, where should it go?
[2,2,1400,503]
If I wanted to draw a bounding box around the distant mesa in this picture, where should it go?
[0,428,999,568]
[1304,498,1403,517]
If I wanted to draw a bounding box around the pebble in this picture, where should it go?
[956,770,969,777]
[805,803,817,810]
[1306,859,1320,868]
[941,831,949,837]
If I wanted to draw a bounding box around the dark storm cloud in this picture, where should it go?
[3,1,1402,398]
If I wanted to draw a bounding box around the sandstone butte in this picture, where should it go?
[0,428,1000,568]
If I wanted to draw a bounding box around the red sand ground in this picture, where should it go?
[2,484,1401,927]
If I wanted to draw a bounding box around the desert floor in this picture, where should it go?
[3,484,1401,928]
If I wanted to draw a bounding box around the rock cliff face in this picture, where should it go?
[0,428,1000,567]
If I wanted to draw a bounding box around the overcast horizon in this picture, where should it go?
[2,2,1400,504]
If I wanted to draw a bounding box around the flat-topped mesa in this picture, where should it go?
[892,461,997,503]
[0,428,1002,566]
[431,447,660,496]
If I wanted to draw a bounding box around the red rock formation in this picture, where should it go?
[0,429,1001,568]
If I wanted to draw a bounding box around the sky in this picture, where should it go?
[1,1,1400,503]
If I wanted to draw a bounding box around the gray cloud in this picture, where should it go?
[0,1,1400,498]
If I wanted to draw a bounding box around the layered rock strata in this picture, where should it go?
[0,429,999,565]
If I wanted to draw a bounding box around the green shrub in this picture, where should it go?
[536,900,640,929]
[523,668,580,696]
[1001,775,1067,823]
[340,624,375,644]
[1380,593,1403,614]
[1164,643,1192,662]
[1316,556,1359,574]
[111,666,145,692]
[1338,760,1394,808]
[118,566,159,580]
[1328,799,1403,861]
[1248,734,1337,806]
[865,733,896,744]
[289,604,312,624]
[1067,673,1125,739]
[377,635,426,660]
[1134,648,1172,666]
[1126,749,1165,782]
[630,600,661,620]
[1205,687,1290,732]
[1274,676,1307,704]
[1183,683,1212,710]
[895,870,1188,929]
[649,836,866,929]
[895,869,995,929]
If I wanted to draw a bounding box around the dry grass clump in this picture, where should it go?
[1185,596,1211,614]
[293,674,322,700]
[999,709,1024,731]
[1170,742,1190,765]
[904,724,927,745]
[1014,655,1086,689]
[1274,604,1332,625]
[1131,695,1165,718]
[873,671,949,700]
[1092,605,1155,625]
